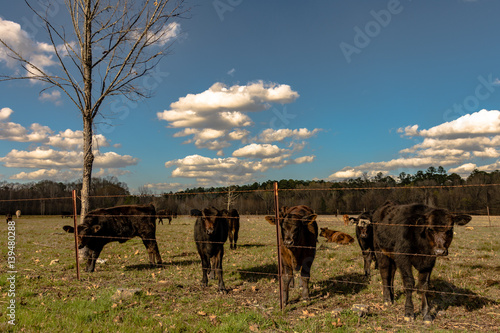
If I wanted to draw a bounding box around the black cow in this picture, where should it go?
[191,208,201,217]
[224,208,240,249]
[372,201,471,323]
[193,207,229,293]
[6,213,12,223]
[349,212,378,279]
[265,205,318,305]
[63,204,162,272]
[156,209,172,225]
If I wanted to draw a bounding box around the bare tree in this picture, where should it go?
[226,185,240,211]
[0,0,188,221]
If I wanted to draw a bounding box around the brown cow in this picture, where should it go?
[373,201,471,323]
[266,205,318,305]
[319,227,354,244]
[63,204,162,272]
[343,214,349,226]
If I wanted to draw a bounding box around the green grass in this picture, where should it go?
[0,214,499,332]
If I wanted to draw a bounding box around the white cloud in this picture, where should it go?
[142,182,185,193]
[399,109,500,138]
[258,128,321,143]
[233,143,285,158]
[329,109,500,181]
[39,90,62,105]
[0,18,60,77]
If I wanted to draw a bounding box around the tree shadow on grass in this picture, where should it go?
[235,243,267,249]
[431,278,498,312]
[237,263,278,282]
[313,272,370,297]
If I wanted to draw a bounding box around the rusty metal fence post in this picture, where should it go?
[273,182,284,310]
[72,190,80,280]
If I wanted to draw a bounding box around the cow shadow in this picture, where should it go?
[430,278,497,312]
[236,243,266,249]
[313,273,369,297]
[237,263,278,282]
[124,259,198,271]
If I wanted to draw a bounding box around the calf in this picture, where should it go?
[156,209,172,225]
[349,212,378,279]
[224,208,240,249]
[372,201,471,323]
[193,207,229,293]
[15,210,21,218]
[266,205,318,305]
[343,214,349,226]
[6,213,12,223]
[319,227,354,244]
[63,204,162,272]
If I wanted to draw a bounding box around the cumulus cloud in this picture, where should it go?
[165,153,315,185]
[157,81,300,151]
[0,108,137,181]
[233,144,285,158]
[399,109,500,138]
[258,128,321,143]
[39,90,62,105]
[329,110,500,181]
[142,182,185,193]
[0,18,60,77]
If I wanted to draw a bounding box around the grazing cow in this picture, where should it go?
[224,208,240,249]
[15,210,21,218]
[319,227,354,244]
[6,213,12,223]
[265,205,318,305]
[349,212,378,279]
[372,201,471,323]
[342,214,350,226]
[156,209,172,225]
[193,207,229,293]
[63,204,162,272]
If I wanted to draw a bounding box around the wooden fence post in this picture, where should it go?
[72,190,80,280]
[273,182,284,311]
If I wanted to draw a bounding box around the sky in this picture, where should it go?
[1,0,500,194]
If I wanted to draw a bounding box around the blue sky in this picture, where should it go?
[1,0,500,193]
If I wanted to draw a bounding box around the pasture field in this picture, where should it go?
[1,214,499,332]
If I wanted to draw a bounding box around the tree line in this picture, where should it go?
[1,167,499,216]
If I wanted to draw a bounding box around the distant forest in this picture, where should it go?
[1,166,500,216]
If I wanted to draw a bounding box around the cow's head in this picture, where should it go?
[266,206,317,248]
[418,209,472,256]
[200,207,220,235]
[319,227,328,238]
[63,217,103,249]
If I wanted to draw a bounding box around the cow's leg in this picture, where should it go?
[214,248,226,293]
[142,238,162,265]
[228,230,234,250]
[281,264,293,305]
[377,253,396,306]
[200,253,210,287]
[167,216,172,225]
[397,259,416,322]
[86,247,102,272]
[417,269,433,323]
[300,255,315,301]
[209,257,216,279]
[233,228,239,249]
[372,250,379,270]
[362,250,371,279]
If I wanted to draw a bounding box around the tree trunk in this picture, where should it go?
[81,114,94,223]
[81,0,93,223]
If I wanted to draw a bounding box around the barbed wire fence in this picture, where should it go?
[2,183,499,320]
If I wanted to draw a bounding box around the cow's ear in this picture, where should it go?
[453,214,472,226]
[302,214,318,225]
[63,225,74,233]
[265,216,276,225]
[348,217,358,225]
[91,225,101,234]
[358,211,371,220]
